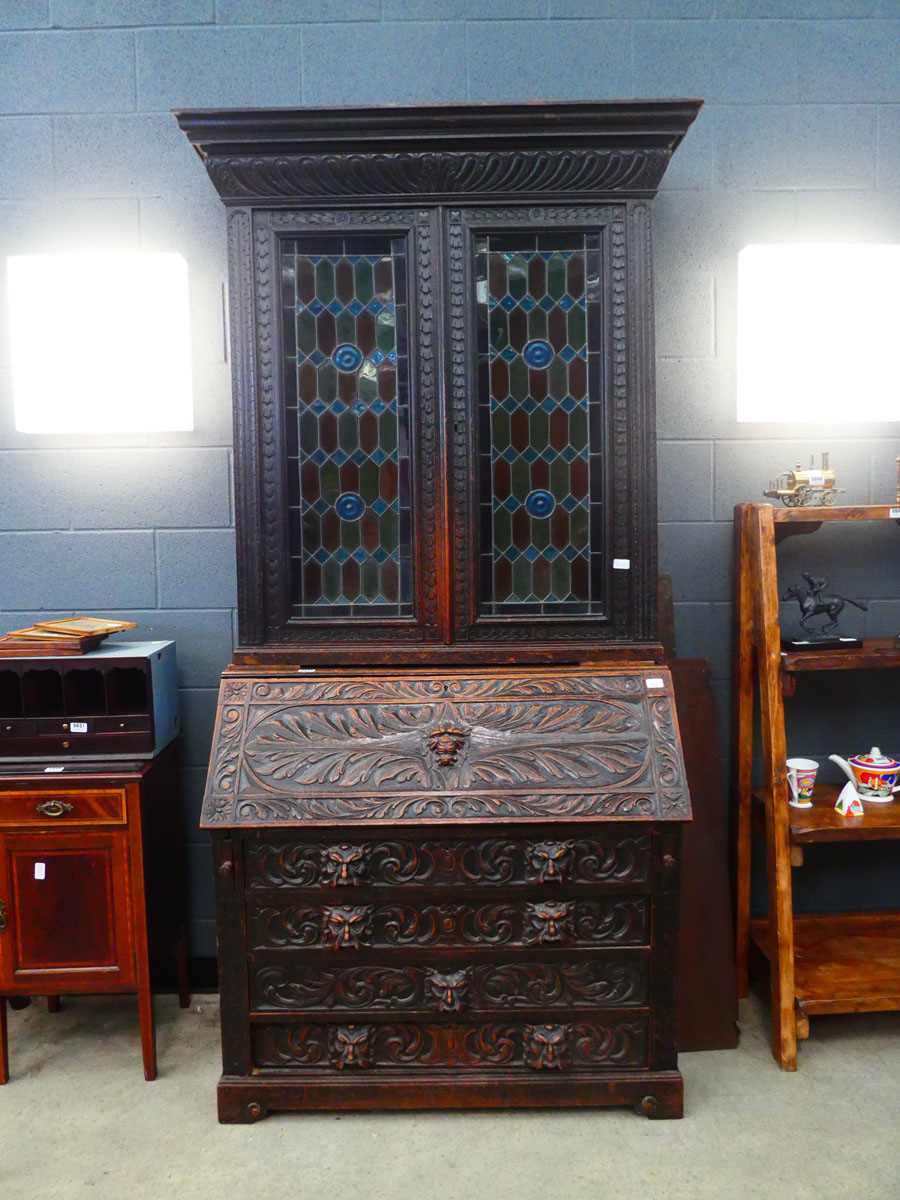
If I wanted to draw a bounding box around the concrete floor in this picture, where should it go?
[1,994,898,1200]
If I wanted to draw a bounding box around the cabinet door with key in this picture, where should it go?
[0,828,136,992]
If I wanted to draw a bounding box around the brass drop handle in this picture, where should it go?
[36,799,74,818]
[0,899,7,932]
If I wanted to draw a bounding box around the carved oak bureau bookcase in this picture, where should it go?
[177,100,701,1123]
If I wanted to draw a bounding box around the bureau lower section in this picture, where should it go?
[213,824,684,1122]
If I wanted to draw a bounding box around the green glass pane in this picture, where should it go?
[490,309,508,352]
[531,518,550,551]
[355,259,374,303]
[511,458,530,500]
[358,366,377,404]
[360,460,379,504]
[528,308,548,341]
[507,254,528,300]
[379,410,397,453]
[323,559,341,602]
[566,306,586,350]
[492,409,510,452]
[315,259,335,304]
[381,510,398,552]
[493,508,510,550]
[336,309,356,344]
[547,255,566,301]
[569,406,588,449]
[299,411,318,455]
[508,359,528,401]
[551,555,570,598]
[550,458,569,499]
[548,358,567,400]
[513,556,531,601]
[342,519,360,551]
[320,461,340,503]
[317,362,336,404]
[571,504,589,547]
[338,411,357,455]
[362,560,380,600]
[297,311,316,355]
[376,308,396,353]
[530,408,549,449]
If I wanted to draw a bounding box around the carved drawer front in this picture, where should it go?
[248,894,650,952]
[252,1016,649,1072]
[251,956,649,1014]
[244,833,653,892]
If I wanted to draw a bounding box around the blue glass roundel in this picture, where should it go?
[522,339,554,369]
[332,343,364,373]
[335,492,365,521]
[525,489,556,518]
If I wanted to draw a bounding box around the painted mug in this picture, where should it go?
[787,758,818,808]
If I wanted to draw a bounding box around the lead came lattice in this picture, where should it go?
[475,232,606,618]
[282,235,413,619]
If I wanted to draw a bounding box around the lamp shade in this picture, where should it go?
[736,243,900,424]
[8,250,193,434]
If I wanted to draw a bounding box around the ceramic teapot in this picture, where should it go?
[829,747,900,801]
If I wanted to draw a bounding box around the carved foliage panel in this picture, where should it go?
[251,957,648,1013]
[202,671,691,824]
[252,1016,648,1071]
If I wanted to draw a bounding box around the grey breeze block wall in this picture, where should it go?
[1,1,899,956]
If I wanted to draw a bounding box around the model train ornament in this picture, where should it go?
[764,453,843,507]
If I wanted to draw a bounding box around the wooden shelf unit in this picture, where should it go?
[734,502,900,1070]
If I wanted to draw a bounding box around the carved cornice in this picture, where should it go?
[175,101,702,204]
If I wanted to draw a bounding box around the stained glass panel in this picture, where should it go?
[475,232,605,617]
[281,235,413,619]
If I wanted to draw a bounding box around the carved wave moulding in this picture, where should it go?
[201,669,691,826]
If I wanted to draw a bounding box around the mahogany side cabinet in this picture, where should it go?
[177,100,702,1122]
[0,745,189,1083]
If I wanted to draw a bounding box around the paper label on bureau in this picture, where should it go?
[34,862,46,880]
[70,721,88,733]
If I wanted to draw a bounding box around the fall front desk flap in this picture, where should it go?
[201,667,690,828]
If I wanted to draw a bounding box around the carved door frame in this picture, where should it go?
[230,206,447,648]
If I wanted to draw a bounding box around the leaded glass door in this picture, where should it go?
[245,209,443,647]
[447,205,654,647]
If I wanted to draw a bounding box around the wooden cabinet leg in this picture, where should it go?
[0,997,9,1084]
[138,980,157,1081]
[175,927,190,1010]
[47,995,61,1013]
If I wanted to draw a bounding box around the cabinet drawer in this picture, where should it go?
[251,1015,649,1073]
[251,955,649,1015]
[244,832,654,893]
[248,894,650,952]
[0,789,127,828]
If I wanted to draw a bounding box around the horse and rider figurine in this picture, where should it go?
[783,572,868,638]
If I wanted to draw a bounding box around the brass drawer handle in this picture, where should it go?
[35,799,74,818]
